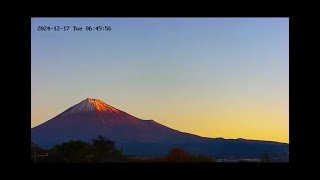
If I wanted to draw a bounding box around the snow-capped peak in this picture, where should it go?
[61,98,121,115]
[86,98,120,113]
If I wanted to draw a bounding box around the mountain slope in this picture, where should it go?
[31,98,289,159]
[32,98,202,146]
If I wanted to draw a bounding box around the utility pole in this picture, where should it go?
[86,155,94,163]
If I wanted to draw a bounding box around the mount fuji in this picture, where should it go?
[31,98,289,159]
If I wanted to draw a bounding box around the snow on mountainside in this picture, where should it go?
[60,98,122,116]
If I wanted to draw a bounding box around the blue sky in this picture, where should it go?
[32,18,289,143]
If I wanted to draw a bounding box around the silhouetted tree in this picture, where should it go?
[31,142,48,162]
[91,135,122,162]
[165,148,192,162]
[49,140,92,162]
[31,142,44,154]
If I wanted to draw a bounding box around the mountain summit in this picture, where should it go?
[32,98,194,147]
[60,98,122,116]
[31,98,289,159]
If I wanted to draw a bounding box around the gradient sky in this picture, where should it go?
[31,18,289,143]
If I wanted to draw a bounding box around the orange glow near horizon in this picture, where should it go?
[32,96,288,144]
[118,96,289,144]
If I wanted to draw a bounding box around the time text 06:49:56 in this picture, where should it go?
[37,26,112,32]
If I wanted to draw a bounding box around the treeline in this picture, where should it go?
[31,135,123,162]
[31,135,216,163]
